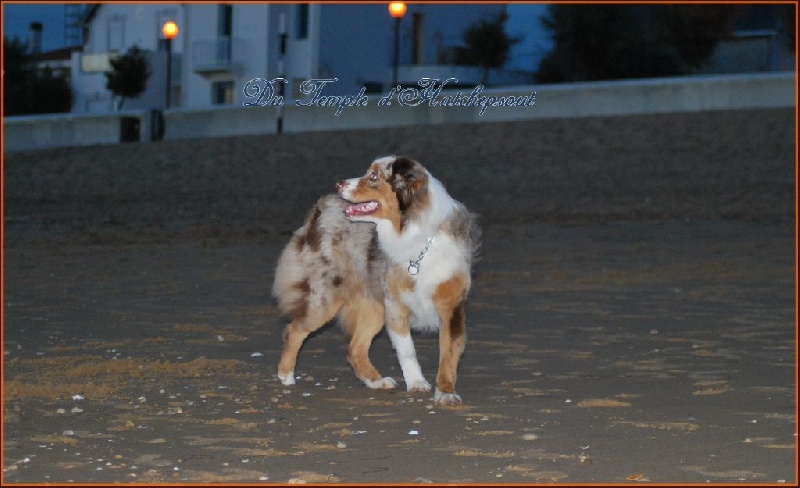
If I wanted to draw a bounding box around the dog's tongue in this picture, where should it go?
[345,201,380,217]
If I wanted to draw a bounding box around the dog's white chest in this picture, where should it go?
[400,240,464,332]
[378,224,469,333]
[401,288,441,332]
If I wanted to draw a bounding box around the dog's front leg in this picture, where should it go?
[433,300,466,406]
[433,275,469,406]
[386,299,432,392]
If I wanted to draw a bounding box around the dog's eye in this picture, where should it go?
[368,172,379,182]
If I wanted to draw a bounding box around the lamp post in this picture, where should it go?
[277,12,287,134]
[388,2,406,89]
[162,20,179,109]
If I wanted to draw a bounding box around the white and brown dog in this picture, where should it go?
[273,156,479,406]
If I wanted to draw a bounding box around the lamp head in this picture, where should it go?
[388,2,407,19]
[162,21,179,40]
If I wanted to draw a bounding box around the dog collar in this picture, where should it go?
[407,236,436,276]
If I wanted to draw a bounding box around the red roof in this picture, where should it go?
[32,45,83,62]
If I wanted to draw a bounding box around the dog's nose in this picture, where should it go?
[336,180,345,192]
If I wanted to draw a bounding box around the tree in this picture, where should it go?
[29,67,74,114]
[536,4,737,83]
[3,37,33,115]
[3,36,73,115]
[104,45,151,110]
[460,12,521,85]
[658,5,739,70]
[536,5,670,83]
[777,4,795,52]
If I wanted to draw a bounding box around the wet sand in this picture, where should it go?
[3,108,796,483]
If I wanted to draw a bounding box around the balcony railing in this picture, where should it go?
[192,37,244,75]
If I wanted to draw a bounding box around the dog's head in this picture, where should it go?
[336,156,430,229]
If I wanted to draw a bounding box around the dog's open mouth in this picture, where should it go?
[345,200,380,217]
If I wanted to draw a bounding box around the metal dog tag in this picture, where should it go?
[408,262,420,275]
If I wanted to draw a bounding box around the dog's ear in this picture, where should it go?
[390,158,425,188]
[390,157,426,211]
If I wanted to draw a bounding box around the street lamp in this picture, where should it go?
[388,2,406,89]
[162,20,179,108]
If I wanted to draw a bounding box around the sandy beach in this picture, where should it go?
[3,108,796,483]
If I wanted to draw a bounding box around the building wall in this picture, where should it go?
[8,72,794,153]
[71,49,169,113]
[82,4,183,55]
[284,4,322,96]
[180,3,319,108]
[73,4,183,113]
[181,3,237,109]
[397,65,532,88]
[699,32,796,75]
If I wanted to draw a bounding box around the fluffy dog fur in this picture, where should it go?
[273,156,479,406]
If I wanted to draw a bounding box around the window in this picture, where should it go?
[296,4,309,39]
[218,4,233,37]
[212,80,235,105]
[218,5,233,63]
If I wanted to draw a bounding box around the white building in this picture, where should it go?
[72,4,184,112]
[72,3,527,114]
[180,3,320,107]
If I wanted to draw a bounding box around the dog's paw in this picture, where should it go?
[407,379,432,392]
[365,377,398,390]
[434,388,462,407]
[277,371,296,386]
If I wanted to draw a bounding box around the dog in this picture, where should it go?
[272,156,479,406]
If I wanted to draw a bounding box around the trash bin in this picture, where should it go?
[120,116,140,142]
[150,109,165,141]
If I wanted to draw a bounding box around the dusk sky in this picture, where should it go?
[3,3,72,51]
